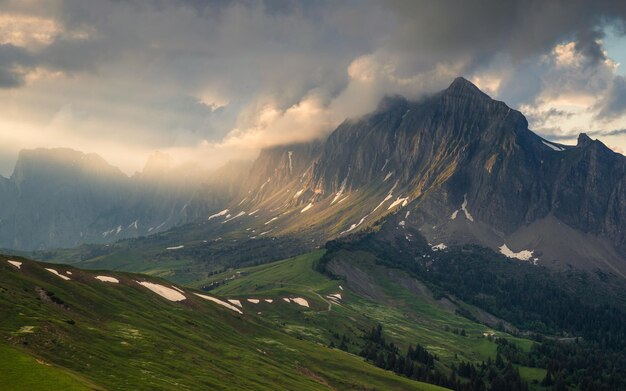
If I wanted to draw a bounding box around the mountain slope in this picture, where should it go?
[0,254,445,391]
[192,77,626,275]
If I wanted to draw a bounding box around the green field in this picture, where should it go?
[0,254,446,390]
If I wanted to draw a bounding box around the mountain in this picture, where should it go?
[197,77,626,275]
[23,77,626,278]
[0,148,248,251]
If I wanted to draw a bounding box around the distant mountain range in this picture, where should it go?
[0,148,248,250]
[4,77,625,276]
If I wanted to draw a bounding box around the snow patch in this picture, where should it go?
[136,281,186,301]
[259,177,271,191]
[339,285,343,291]
[288,151,293,174]
[293,189,305,199]
[291,298,309,307]
[166,245,184,250]
[248,209,260,216]
[45,268,70,281]
[7,260,21,269]
[195,293,242,314]
[388,196,408,210]
[264,299,273,303]
[300,203,314,213]
[499,244,534,261]
[228,299,242,307]
[328,293,342,300]
[223,211,246,223]
[247,299,260,304]
[431,243,447,251]
[450,194,474,222]
[265,217,278,225]
[380,158,389,172]
[282,298,291,303]
[399,220,406,227]
[383,171,394,181]
[208,209,229,220]
[331,173,349,204]
[542,140,565,152]
[95,275,119,283]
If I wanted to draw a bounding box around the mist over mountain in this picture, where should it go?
[0,148,248,250]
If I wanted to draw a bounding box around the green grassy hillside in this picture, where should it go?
[0,254,446,391]
[200,250,543,386]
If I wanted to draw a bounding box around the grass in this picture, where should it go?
[0,343,97,390]
[203,249,543,380]
[0,254,446,390]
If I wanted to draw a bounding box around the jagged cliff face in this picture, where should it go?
[0,149,246,250]
[221,78,626,274]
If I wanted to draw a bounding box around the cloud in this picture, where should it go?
[1,0,626,175]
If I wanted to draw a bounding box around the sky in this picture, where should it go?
[1,0,626,176]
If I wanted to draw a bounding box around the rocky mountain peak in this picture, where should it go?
[577,133,593,147]
[443,77,488,98]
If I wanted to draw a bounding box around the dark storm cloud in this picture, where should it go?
[1,0,626,174]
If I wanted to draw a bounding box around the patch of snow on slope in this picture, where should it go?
[380,158,389,172]
[331,174,349,204]
[136,281,186,301]
[248,209,260,216]
[166,245,184,250]
[238,198,247,206]
[95,276,119,283]
[228,299,242,307]
[194,293,242,314]
[7,260,21,269]
[328,293,342,300]
[259,229,273,236]
[388,196,408,210]
[288,151,293,174]
[405,211,410,218]
[115,225,123,235]
[450,194,474,221]
[223,211,246,223]
[384,171,394,181]
[293,189,305,198]
[208,209,229,220]
[265,217,278,225]
[291,298,309,307]
[45,268,70,281]
[301,203,314,213]
[499,244,534,261]
[431,243,447,251]
[282,298,291,303]
[247,299,260,304]
[264,299,273,303]
[542,140,565,151]
[259,177,271,191]
[128,220,138,229]
[461,194,474,221]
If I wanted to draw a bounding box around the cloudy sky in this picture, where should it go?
[1,0,626,176]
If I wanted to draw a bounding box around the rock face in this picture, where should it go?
[226,77,626,274]
[0,148,246,250]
